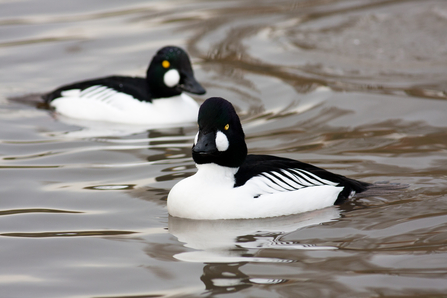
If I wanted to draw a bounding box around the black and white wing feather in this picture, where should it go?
[255,168,339,192]
[235,154,370,203]
[43,76,150,103]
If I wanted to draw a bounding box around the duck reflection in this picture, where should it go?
[169,207,340,294]
[169,206,340,263]
[200,262,291,295]
[200,263,252,295]
[45,113,197,138]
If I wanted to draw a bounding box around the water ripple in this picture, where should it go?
[1,230,136,238]
[0,208,82,216]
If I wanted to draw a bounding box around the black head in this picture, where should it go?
[146,46,206,99]
[192,97,247,168]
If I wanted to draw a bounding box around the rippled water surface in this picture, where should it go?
[1,0,447,297]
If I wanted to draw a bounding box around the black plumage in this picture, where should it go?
[43,76,150,103]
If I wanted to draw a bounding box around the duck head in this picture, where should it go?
[192,97,247,168]
[147,46,206,99]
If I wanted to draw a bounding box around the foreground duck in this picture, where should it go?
[168,97,401,220]
[43,46,206,125]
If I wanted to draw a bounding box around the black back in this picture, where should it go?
[42,76,149,103]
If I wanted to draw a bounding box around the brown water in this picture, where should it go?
[1,0,447,297]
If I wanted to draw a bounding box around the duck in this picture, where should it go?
[42,46,206,125]
[168,97,374,220]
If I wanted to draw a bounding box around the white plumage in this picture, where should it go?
[50,87,199,125]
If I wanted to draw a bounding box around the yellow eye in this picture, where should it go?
[224,124,229,130]
[162,60,170,68]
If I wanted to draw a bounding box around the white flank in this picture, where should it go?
[167,163,344,220]
[50,86,199,125]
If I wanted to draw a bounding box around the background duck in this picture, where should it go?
[42,46,206,125]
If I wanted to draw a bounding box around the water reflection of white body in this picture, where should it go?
[169,207,340,263]
[48,114,196,138]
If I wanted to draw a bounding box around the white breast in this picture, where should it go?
[167,163,344,220]
[50,86,199,125]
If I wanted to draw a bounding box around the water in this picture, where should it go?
[1,0,447,297]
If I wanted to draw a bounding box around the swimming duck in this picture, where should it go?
[168,97,373,219]
[42,46,206,125]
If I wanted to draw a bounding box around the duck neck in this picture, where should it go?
[195,163,239,187]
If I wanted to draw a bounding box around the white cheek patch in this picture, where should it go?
[194,132,199,145]
[163,69,180,87]
[215,130,229,152]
